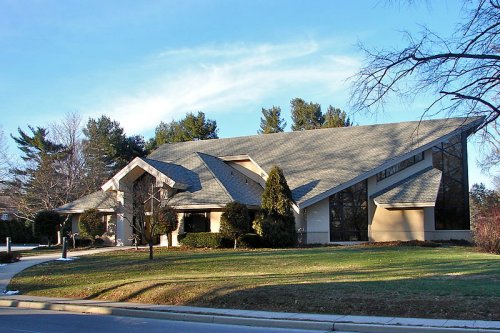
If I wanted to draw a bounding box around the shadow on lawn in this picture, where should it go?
[182,280,500,320]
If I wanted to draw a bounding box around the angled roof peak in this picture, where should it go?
[142,117,484,208]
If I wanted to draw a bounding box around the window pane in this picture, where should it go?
[329,180,368,241]
[432,134,469,230]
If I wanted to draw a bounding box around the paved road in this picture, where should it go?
[0,307,331,333]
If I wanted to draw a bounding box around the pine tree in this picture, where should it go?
[258,106,286,134]
[323,106,351,128]
[254,166,296,247]
[148,111,218,151]
[10,126,68,220]
[83,116,145,190]
[290,98,324,131]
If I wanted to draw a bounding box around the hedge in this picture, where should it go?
[237,233,263,248]
[0,219,35,243]
[178,232,225,248]
[0,251,21,263]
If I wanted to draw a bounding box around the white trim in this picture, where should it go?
[374,201,436,208]
[174,204,261,210]
[55,209,116,214]
[101,157,188,191]
[218,154,269,180]
[299,117,482,209]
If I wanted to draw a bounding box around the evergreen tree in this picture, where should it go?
[34,210,61,246]
[258,106,286,134]
[290,98,324,131]
[10,126,68,220]
[220,202,251,248]
[83,115,145,189]
[148,111,218,151]
[79,208,106,246]
[323,106,351,128]
[156,205,179,248]
[254,166,296,247]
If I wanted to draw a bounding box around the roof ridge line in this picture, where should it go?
[195,152,234,203]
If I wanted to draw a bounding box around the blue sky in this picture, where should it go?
[0,0,496,186]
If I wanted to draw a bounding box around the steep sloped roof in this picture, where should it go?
[197,153,263,206]
[55,191,117,213]
[148,117,480,208]
[372,167,442,207]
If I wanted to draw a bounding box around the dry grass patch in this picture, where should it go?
[8,246,500,320]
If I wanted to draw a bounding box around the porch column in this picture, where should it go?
[116,190,133,246]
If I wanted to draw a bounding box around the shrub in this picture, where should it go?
[79,209,106,246]
[255,166,296,247]
[473,207,500,254]
[0,219,35,243]
[0,252,21,263]
[178,232,224,248]
[253,213,296,247]
[220,202,251,249]
[156,205,179,247]
[237,233,262,248]
[34,210,61,246]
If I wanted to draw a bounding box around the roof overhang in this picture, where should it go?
[373,201,436,209]
[298,117,483,209]
[218,154,269,180]
[173,204,261,210]
[54,208,116,214]
[102,157,189,192]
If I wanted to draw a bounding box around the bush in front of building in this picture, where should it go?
[0,251,20,263]
[220,202,251,249]
[254,166,296,247]
[34,210,61,246]
[473,207,500,254]
[237,233,263,248]
[78,209,106,247]
[470,183,500,254]
[178,232,225,248]
[0,219,35,243]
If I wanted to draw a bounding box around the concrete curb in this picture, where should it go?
[334,322,499,333]
[0,299,334,331]
[0,299,499,333]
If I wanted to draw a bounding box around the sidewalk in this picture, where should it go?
[0,247,129,292]
[0,294,499,333]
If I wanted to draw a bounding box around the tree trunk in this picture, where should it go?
[149,239,154,260]
[56,230,62,245]
[167,232,172,248]
[234,238,237,249]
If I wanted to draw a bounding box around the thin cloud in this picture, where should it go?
[87,40,361,134]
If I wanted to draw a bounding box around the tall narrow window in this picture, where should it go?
[432,134,469,230]
[329,181,368,241]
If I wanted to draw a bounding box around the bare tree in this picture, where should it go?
[0,128,11,185]
[350,0,499,169]
[128,173,177,260]
[49,112,91,202]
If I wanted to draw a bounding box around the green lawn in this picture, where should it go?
[8,246,500,320]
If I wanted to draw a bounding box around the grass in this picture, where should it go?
[8,245,500,320]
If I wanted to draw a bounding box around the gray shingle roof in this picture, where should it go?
[197,153,263,206]
[372,167,442,206]
[55,191,117,213]
[140,157,193,186]
[148,117,480,208]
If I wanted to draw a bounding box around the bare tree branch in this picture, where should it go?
[350,0,500,170]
